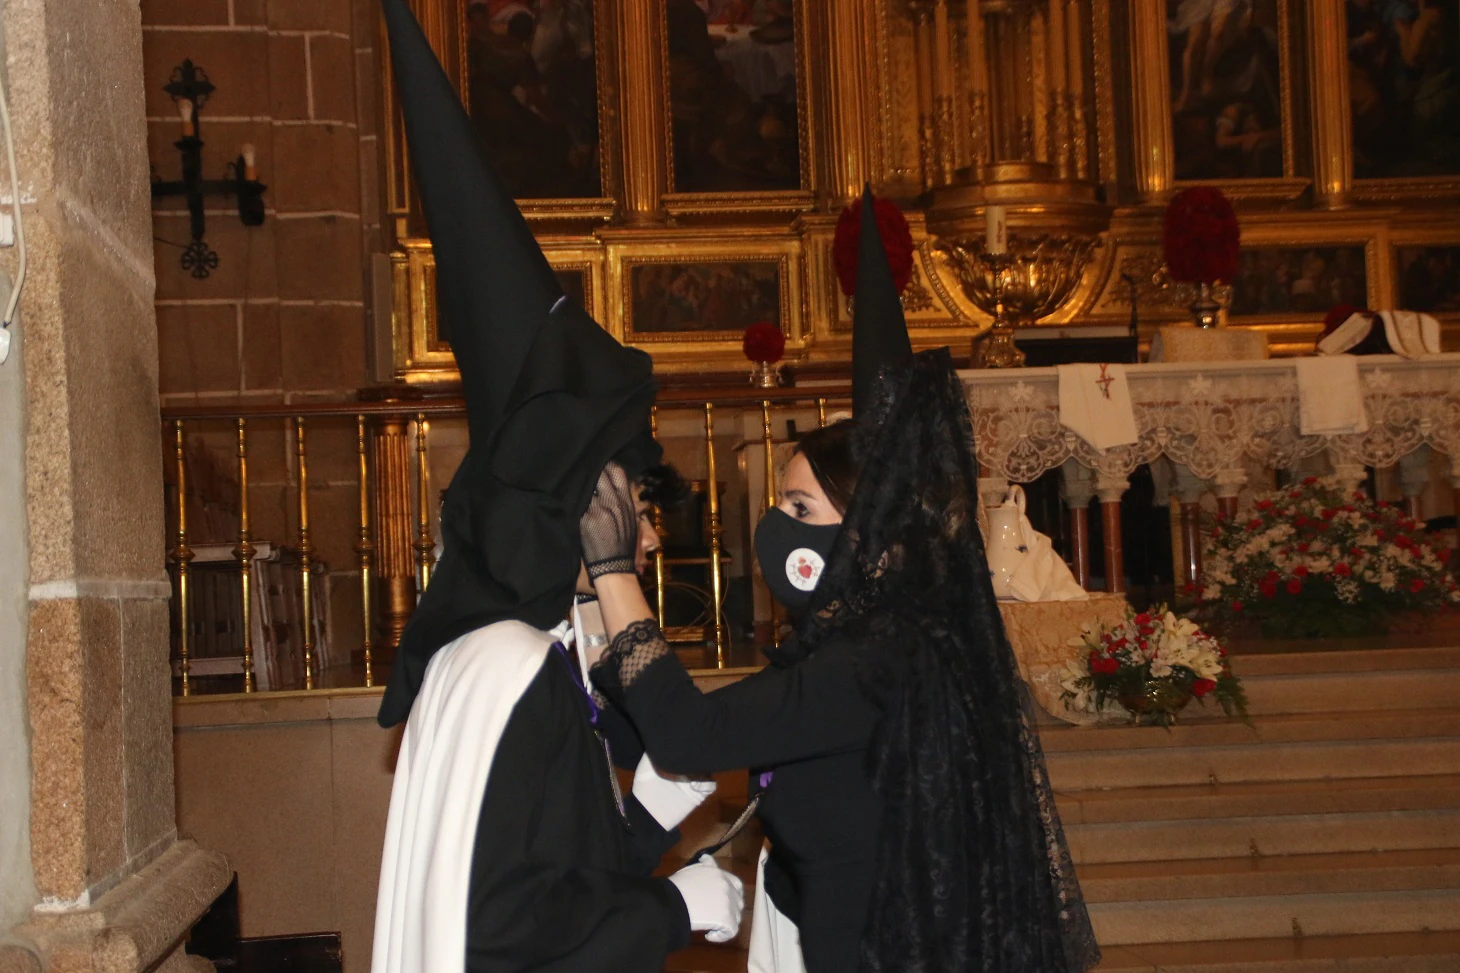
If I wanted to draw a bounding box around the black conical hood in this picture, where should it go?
[852,185,913,418]
[378,0,660,727]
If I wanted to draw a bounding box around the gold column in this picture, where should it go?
[1067,0,1089,179]
[913,4,937,188]
[356,416,376,688]
[372,411,417,651]
[650,407,667,630]
[967,0,991,171]
[820,0,872,204]
[704,403,725,667]
[932,0,957,186]
[294,419,316,690]
[761,400,780,648]
[817,398,828,428]
[1046,0,1069,178]
[617,0,668,221]
[170,420,194,696]
[1129,0,1172,201]
[233,419,256,693]
[414,414,435,593]
[1307,0,1353,209]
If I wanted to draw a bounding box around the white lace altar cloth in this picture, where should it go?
[960,354,1460,485]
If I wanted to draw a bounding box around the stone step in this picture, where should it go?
[1057,773,1460,826]
[1080,848,1460,902]
[1089,887,1460,945]
[1044,715,1460,790]
[1238,652,1460,716]
[1092,931,1460,973]
[1067,807,1460,864]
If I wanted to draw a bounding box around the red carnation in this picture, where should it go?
[1297,542,1310,552]
[1334,563,1351,577]
[1247,518,1263,530]
[1231,600,1243,612]
[742,321,786,364]
[1286,578,1303,595]
[1162,187,1240,285]
[1134,612,1151,625]
[1295,565,1309,578]
[1410,578,1425,593]
[1257,499,1274,511]
[1089,653,1119,676]
[1192,678,1217,698]
[832,195,915,297]
[1260,579,1278,598]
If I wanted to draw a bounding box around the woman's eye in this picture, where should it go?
[793,502,809,519]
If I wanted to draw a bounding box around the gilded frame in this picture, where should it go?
[659,0,818,216]
[1131,0,1308,204]
[1390,224,1460,335]
[382,0,620,234]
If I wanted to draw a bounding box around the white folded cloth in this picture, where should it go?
[1295,356,1369,436]
[1380,311,1442,358]
[1057,363,1139,451]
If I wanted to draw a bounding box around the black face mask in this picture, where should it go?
[753,507,841,615]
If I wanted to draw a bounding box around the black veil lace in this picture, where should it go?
[794,347,1100,973]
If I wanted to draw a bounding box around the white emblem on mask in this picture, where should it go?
[785,548,825,592]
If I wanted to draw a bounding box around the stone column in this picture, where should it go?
[1096,471,1129,593]
[1059,459,1096,590]
[0,0,228,968]
[1173,465,1208,586]
[1212,467,1247,521]
[1397,446,1433,522]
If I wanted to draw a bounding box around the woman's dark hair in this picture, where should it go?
[636,462,691,512]
[794,419,862,515]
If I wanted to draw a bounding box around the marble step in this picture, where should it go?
[1044,710,1460,790]
[1079,847,1460,903]
[1088,886,1460,945]
[1092,931,1460,973]
[1234,647,1460,716]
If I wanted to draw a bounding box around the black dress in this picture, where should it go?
[594,632,880,973]
[466,647,688,971]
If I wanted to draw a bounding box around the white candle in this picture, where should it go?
[986,205,1008,255]
[242,143,257,181]
[178,99,195,137]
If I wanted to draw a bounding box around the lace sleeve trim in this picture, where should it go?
[592,618,673,697]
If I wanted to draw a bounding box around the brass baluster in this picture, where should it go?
[704,403,725,667]
[170,420,195,696]
[414,414,435,593]
[356,416,376,688]
[817,397,828,428]
[649,406,667,630]
[294,418,316,690]
[761,400,780,648]
[234,418,257,693]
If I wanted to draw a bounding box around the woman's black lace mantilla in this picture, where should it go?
[594,618,673,696]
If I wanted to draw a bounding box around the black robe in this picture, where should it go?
[595,634,880,972]
[373,621,687,973]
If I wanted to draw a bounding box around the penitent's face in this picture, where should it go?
[633,485,661,576]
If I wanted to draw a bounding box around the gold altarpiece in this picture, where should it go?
[385,0,1460,382]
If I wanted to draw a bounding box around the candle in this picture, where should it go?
[178,99,195,137]
[986,205,1008,255]
[242,143,257,181]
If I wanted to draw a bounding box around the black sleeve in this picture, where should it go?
[591,622,877,776]
[622,795,682,875]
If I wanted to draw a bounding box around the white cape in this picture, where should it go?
[371,619,567,973]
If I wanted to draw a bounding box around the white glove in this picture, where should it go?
[631,753,716,831]
[668,855,744,944]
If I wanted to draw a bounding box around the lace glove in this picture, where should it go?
[631,753,716,831]
[668,855,744,944]
[580,462,638,579]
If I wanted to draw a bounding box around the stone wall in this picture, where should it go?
[0,0,229,968]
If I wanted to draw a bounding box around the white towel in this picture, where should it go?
[1380,311,1443,358]
[1057,363,1139,451]
[1295,356,1369,436]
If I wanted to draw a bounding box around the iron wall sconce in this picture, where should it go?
[150,60,267,280]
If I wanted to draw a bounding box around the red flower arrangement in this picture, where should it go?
[1162,187,1240,285]
[742,321,786,364]
[832,194,915,297]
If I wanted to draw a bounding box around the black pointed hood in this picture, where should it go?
[378,0,660,727]
[851,185,913,418]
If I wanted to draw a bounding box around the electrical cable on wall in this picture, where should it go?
[0,60,28,365]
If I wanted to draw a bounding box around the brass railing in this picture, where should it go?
[161,386,849,695]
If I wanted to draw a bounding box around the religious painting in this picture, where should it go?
[1228,246,1370,316]
[1347,0,1460,180]
[1167,0,1286,181]
[1397,246,1460,311]
[626,260,782,336]
[463,0,603,198]
[666,0,802,193]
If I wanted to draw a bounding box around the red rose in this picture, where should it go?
[1162,187,1240,284]
[1230,600,1243,612]
[1295,515,1311,528]
[832,195,915,297]
[1264,570,1279,582]
[1089,653,1119,676]
[1334,563,1351,577]
[1297,542,1310,553]
[742,321,786,364]
[1134,612,1152,625]
[1260,579,1278,598]
[1286,578,1303,595]
[1257,499,1274,511]
[1396,536,1413,549]
[1192,678,1217,698]
[1290,491,1303,500]
[1410,578,1425,593]
[1350,547,1364,558]
[1247,518,1263,530]
[1321,508,1337,520]
[1295,565,1309,578]
[1303,476,1319,486]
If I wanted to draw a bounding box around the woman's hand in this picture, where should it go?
[580,463,639,580]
